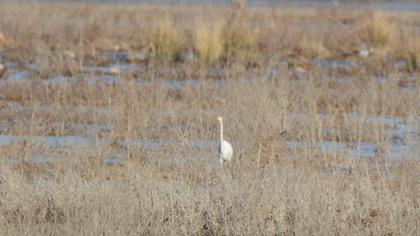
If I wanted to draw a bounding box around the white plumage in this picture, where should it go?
[217,116,233,165]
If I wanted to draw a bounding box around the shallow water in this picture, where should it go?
[0,135,93,147]
[0,130,418,161]
[7,70,32,82]
[312,58,357,69]
[1,50,419,163]
[84,63,143,75]
[1,50,415,90]
[0,100,418,161]
[104,155,126,165]
[287,140,417,160]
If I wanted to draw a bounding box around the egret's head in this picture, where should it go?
[217,116,223,122]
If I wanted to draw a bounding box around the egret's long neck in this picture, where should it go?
[219,120,224,142]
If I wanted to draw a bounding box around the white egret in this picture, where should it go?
[217,116,233,165]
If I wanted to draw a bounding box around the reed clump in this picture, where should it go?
[149,15,185,62]
[194,20,224,65]
[404,38,419,72]
[223,16,258,62]
[358,11,394,48]
[0,3,418,67]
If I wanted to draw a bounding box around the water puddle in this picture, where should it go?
[0,51,416,91]
[121,139,217,149]
[30,155,49,165]
[0,135,93,147]
[3,67,228,88]
[7,70,32,81]
[42,75,77,85]
[84,63,143,75]
[287,140,417,160]
[286,112,420,159]
[104,155,126,165]
[312,58,357,69]
[0,131,418,160]
[102,51,130,61]
[0,134,217,149]
[101,50,147,62]
[135,78,227,89]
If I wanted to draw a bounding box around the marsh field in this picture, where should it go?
[0,1,419,235]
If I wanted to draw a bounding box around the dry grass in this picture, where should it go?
[223,14,258,62]
[0,72,418,235]
[0,2,419,235]
[194,20,224,65]
[0,2,418,70]
[404,37,420,72]
[0,32,6,49]
[149,15,185,62]
[233,0,246,11]
[357,11,394,48]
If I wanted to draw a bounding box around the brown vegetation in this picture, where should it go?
[0,2,418,73]
[233,0,246,10]
[0,2,419,235]
[0,32,5,49]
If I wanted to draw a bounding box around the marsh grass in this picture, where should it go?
[223,14,258,62]
[358,12,394,48]
[0,2,419,235]
[149,15,185,62]
[0,68,419,234]
[405,37,420,72]
[233,0,246,11]
[194,20,224,65]
[298,36,332,59]
[0,3,418,72]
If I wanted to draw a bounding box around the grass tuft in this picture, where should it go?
[194,20,224,65]
[150,15,185,62]
[405,37,419,72]
[223,16,258,61]
[358,11,393,48]
[299,36,332,58]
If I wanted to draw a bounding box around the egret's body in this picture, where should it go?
[217,116,233,165]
